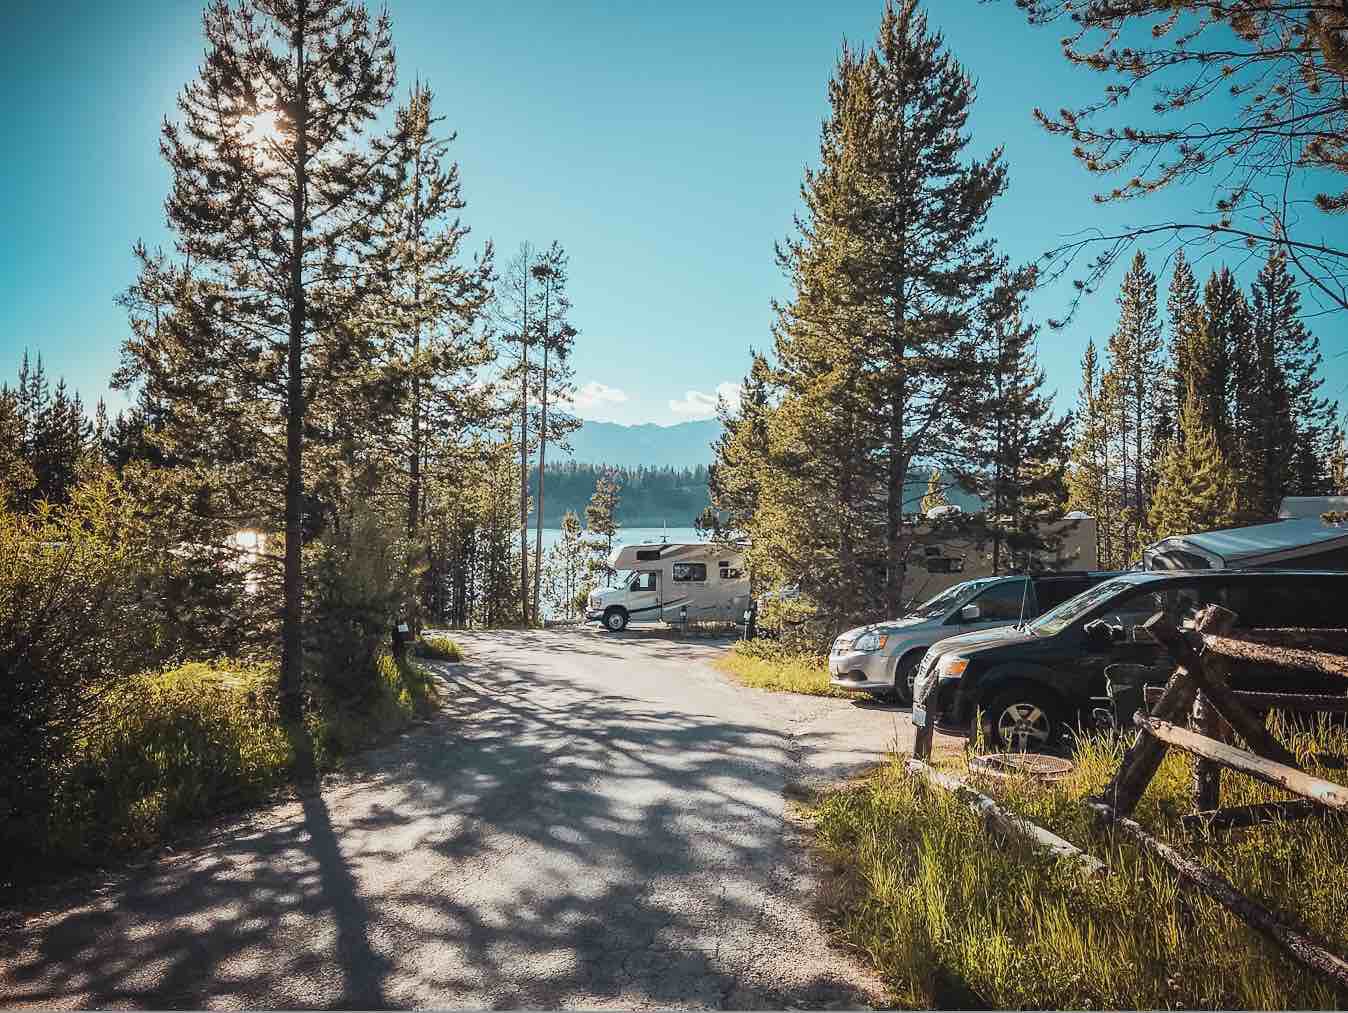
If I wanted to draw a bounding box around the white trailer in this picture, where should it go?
[584,542,750,631]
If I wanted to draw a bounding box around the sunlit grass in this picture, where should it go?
[715,640,857,698]
[810,715,1348,1009]
[38,650,444,877]
[415,634,464,662]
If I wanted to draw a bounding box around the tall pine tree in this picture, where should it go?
[1148,379,1240,541]
[117,0,397,716]
[771,0,1007,617]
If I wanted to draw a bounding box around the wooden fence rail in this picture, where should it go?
[1091,604,1348,992]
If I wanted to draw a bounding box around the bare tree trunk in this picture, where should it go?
[533,281,551,624]
[518,267,530,624]
[407,143,424,536]
[281,12,308,724]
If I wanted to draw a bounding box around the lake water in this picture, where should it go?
[536,525,702,558]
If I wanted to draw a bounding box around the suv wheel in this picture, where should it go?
[893,651,923,706]
[982,685,1062,751]
[603,607,629,632]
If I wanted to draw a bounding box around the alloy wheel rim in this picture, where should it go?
[997,702,1049,750]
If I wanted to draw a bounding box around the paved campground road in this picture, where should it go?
[2,627,963,1009]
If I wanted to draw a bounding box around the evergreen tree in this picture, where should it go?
[370,82,496,538]
[1329,420,1348,496]
[1148,380,1240,541]
[116,0,398,717]
[970,269,1069,572]
[530,243,581,623]
[1244,249,1336,515]
[1199,267,1242,447]
[541,509,588,620]
[1163,250,1201,448]
[497,243,541,622]
[1102,251,1163,560]
[704,351,772,542]
[584,470,622,587]
[770,0,1008,618]
[1065,340,1122,567]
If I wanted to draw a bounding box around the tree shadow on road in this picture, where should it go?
[1,646,882,1009]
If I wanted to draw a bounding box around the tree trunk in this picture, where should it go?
[281,13,308,724]
[533,282,551,624]
[407,143,424,536]
[518,270,530,624]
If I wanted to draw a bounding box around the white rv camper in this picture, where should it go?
[585,542,751,631]
[1143,516,1348,570]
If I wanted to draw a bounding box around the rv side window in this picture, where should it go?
[636,549,662,562]
[719,561,743,579]
[672,563,707,583]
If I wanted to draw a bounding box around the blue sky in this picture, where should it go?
[1,0,1343,426]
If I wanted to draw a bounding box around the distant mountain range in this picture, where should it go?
[557,419,721,469]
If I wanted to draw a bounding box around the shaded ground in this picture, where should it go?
[1,626,963,1009]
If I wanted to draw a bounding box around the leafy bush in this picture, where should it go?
[0,473,175,869]
[415,635,463,661]
[810,722,1348,1009]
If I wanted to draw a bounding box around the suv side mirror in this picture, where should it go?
[959,604,981,622]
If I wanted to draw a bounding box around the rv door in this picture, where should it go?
[626,570,662,622]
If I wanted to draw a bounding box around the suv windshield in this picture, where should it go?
[903,578,998,620]
[1026,579,1133,637]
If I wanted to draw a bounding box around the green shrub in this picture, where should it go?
[0,473,177,870]
[415,635,463,661]
[715,640,853,697]
[810,723,1348,1009]
[756,595,837,655]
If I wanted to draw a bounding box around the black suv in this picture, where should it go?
[911,570,1348,750]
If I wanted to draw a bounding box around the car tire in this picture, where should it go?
[981,684,1063,752]
[603,607,629,632]
[892,651,923,706]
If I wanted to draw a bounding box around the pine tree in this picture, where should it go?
[530,243,581,623]
[1199,267,1241,447]
[1148,380,1240,541]
[370,82,496,538]
[705,351,772,542]
[1103,251,1164,561]
[970,269,1069,572]
[116,0,397,717]
[1164,250,1201,448]
[584,470,621,587]
[771,1,1008,617]
[1066,340,1122,567]
[1329,420,1348,496]
[1244,249,1336,516]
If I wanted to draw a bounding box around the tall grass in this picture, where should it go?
[715,640,856,698]
[811,716,1348,1009]
[30,651,441,880]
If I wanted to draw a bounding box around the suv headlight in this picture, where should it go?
[854,631,889,653]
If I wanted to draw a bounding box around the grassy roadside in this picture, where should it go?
[808,717,1348,1009]
[30,638,460,885]
[714,640,858,698]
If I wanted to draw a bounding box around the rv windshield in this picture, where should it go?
[903,578,997,620]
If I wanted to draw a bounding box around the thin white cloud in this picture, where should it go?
[566,380,629,418]
[668,382,741,419]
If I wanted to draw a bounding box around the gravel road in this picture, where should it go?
[1,627,962,1009]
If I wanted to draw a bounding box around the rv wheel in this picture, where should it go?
[603,607,629,632]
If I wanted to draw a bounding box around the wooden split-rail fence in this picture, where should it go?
[908,603,1348,990]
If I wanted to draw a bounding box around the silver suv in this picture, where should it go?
[828,572,1120,703]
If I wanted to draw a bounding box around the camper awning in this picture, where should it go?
[1145,517,1348,570]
